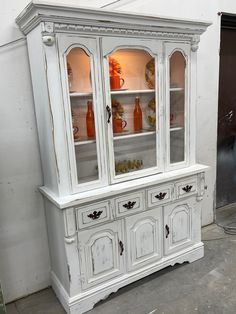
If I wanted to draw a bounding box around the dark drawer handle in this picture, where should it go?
[123,201,136,209]
[165,224,170,239]
[106,105,111,123]
[155,192,167,200]
[182,185,193,193]
[119,240,124,256]
[87,210,103,220]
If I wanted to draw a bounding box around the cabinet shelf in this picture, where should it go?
[70,92,93,97]
[170,126,184,131]
[74,138,96,145]
[110,89,155,96]
[113,129,155,140]
[170,87,184,92]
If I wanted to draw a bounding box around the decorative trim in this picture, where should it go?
[65,237,76,244]
[51,244,204,314]
[64,208,77,237]
[191,34,200,52]
[53,22,196,42]
[51,271,70,313]
[196,172,205,202]
[42,34,55,46]
[42,21,54,33]
[16,2,211,36]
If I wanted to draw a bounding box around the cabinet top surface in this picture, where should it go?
[16,0,211,35]
[40,164,209,209]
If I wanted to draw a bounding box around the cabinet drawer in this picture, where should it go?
[147,184,173,207]
[115,192,144,217]
[176,177,197,199]
[76,201,111,229]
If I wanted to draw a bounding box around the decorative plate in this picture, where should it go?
[146,97,156,127]
[145,58,155,89]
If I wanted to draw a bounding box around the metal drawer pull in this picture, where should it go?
[165,224,170,239]
[119,240,124,256]
[123,201,136,209]
[155,192,167,200]
[87,210,103,220]
[182,185,193,193]
[106,105,111,123]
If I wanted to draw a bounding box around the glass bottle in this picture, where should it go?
[133,96,142,132]
[86,100,95,138]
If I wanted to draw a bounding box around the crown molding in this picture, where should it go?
[16,1,211,36]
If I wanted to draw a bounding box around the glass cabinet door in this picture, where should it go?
[58,36,107,192]
[103,38,161,182]
[166,43,190,168]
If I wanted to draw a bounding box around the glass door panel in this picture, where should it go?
[66,47,99,184]
[114,136,156,175]
[169,51,186,164]
[107,48,158,178]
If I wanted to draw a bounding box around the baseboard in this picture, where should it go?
[51,243,204,314]
[51,271,70,313]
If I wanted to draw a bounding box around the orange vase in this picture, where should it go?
[86,100,95,138]
[133,96,142,132]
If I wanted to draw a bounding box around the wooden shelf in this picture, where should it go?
[110,89,155,96]
[74,139,96,145]
[113,129,155,140]
[70,92,92,97]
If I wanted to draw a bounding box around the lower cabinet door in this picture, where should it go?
[126,208,162,272]
[78,221,125,289]
[164,198,194,256]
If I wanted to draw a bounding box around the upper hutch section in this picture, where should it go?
[16,2,210,199]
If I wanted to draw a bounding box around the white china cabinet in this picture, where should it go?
[16,2,210,313]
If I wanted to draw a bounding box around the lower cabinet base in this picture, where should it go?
[51,242,204,314]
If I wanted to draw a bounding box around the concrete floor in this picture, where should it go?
[6,223,236,314]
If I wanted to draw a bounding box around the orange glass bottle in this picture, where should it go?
[86,100,95,138]
[133,96,142,132]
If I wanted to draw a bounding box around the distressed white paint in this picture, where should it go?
[126,208,162,271]
[78,221,124,289]
[164,201,192,255]
[114,191,144,217]
[76,201,111,229]
[43,171,206,314]
[15,6,209,314]
[114,0,230,226]
[165,42,191,170]
[2,0,236,305]
[57,34,108,193]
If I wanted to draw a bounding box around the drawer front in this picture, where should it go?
[77,201,111,229]
[147,184,173,208]
[176,177,197,199]
[115,192,144,218]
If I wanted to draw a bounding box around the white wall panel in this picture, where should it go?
[0,39,50,302]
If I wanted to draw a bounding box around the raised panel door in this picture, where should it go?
[78,221,124,289]
[164,199,194,256]
[125,208,162,271]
